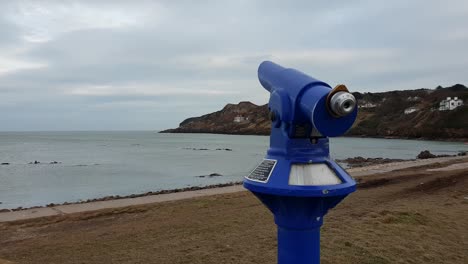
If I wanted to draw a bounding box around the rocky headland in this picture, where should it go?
[161,85,468,141]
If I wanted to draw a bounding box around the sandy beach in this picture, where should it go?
[1,157,467,264]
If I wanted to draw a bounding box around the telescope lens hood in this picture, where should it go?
[329,92,356,117]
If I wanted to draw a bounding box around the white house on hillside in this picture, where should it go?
[359,102,377,108]
[439,97,463,111]
[407,96,420,101]
[404,107,418,114]
[233,116,248,123]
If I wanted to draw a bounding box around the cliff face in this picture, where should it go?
[160,85,468,140]
[161,101,270,135]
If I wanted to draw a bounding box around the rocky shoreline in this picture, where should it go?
[1,151,466,213]
[343,135,468,143]
[337,157,408,168]
[339,150,467,168]
[0,182,242,213]
[160,130,468,143]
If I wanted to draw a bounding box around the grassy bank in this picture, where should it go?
[0,160,467,264]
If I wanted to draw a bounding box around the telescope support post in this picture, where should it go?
[244,61,358,264]
[278,226,321,264]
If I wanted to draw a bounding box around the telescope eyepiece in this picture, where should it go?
[329,91,356,117]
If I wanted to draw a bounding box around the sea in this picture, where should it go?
[0,131,466,209]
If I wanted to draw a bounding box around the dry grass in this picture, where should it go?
[0,161,467,264]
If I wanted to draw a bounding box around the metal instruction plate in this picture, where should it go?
[246,159,277,183]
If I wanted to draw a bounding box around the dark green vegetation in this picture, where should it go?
[349,84,468,140]
[161,85,468,140]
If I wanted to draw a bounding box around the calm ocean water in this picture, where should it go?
[0,131,466,209]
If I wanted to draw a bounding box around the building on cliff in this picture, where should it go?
[404,106,418,114]
[358,102,377,108]
[439,97,463,111]
[233,115,248,123]
[407,96,420,101]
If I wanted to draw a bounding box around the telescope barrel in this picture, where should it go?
[258,61,329,97]
[258,61,357,137]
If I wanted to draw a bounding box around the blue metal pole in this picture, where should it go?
[278,227,321,264]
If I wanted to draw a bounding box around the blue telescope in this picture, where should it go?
[244,61,358,264]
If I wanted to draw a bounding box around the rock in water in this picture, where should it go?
[417,150,436,159]
[195,173,222,178]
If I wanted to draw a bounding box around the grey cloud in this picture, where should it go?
[0,0,468,131]
[0,19,20,47]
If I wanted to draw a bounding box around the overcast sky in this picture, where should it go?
[1,0,467,131]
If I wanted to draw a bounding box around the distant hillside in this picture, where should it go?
[162,101,271,135]
[160,85,468,141]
